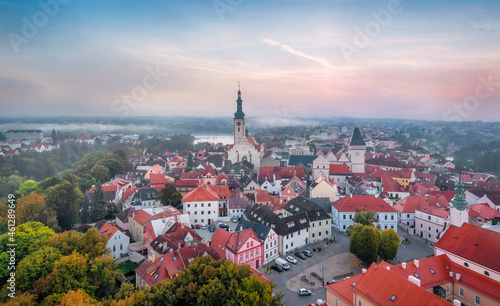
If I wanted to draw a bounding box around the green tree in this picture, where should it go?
[113,256,281,306]
[0,222,55,278]
[81,195,90,224]
[0,132,6,141]
[43,252,95,297]
[378,229,400,261]
[349,224,382,265]
[45,181,83,231]
[352,209,380,227]
[16,246,62,292]
[90,165,110,183]
[156,182,182,209]
[96,157,124,179]
[88,255,120,299]
[78,174,96,194]
[90,184,107,222]
[18,180,40,196]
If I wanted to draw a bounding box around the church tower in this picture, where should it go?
[450,177,469,228]
[348,127,366,173]
[234,83,245,144]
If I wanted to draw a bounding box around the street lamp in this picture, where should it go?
[322,267,325,286]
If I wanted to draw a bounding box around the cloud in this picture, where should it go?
[262,38,333,68]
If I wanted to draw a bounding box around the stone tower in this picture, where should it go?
[348,127,366,174]
[234,83,245,144]
[450,177,469,228]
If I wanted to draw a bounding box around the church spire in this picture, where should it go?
[234,83,245,119]
[451,174,468,211]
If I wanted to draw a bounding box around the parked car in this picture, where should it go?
[231,216,239,223]
[201,224,207,230]
[302,250,312,257]
[195,224,200,229]
[316,299,325,305]
[208,225,214,232]
[298,288,312,296]
[286,255,297,264]
[270,264,283,273]
[294,251,307,260]
[275,258,290,270]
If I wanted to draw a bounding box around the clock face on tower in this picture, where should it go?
[237,122,241,126]
[355,152,360,157]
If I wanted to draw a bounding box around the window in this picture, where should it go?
[208,203,211,207]
[349,215,353,219]
[385,215,388,220]
[464,262,469,267]
[291,242,293,247]
[391,215,394,220]
[194,219,197,223]
[246,253,248,260]
[312,233,315,238]
[326,230,329,235]
[485,271,490,276]
[343,225,346,230]
[475,296,480,305]
[240,255,243,262]
[428,216,431,220]
[459,288,464,297]
[319,221,322,226]
[343,215,346,220]
[326,220,329,225]
[319,232,321,236]
[407,214,410,218]
[187,204,190,208]
[420,224,423,228]
[286,244,288,249]
[358,300,362,306]
[446,285,450,293]
[201,203,204,207]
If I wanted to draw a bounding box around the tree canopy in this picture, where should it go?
[113,256,282,306]
[349,224,382,265]
[156,182,182,209]
[379,229,400,261]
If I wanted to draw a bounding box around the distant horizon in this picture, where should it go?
[1,1,499,121]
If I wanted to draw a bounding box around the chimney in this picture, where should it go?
[375,194,379,198]
[456,273,461,281]
[408,275,421,287]
[350,194,352,198]
[386,266,390,271]
[449,272,453,278]
[181,223,185,229]
[453,300,461,306]
[152,255,155,263]
[402,262,406,269]
[414,259,419,268]
[362,268,367,274]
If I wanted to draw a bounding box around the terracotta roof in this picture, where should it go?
[122,187,137,201]
[255,190,273,203]
[176,179,199,187]
[434,223,500,273]
[183,184,219,202]
[325,274,363,305]
[470,203,500,219]
[393,196,450,214]
[150,173,173,187]
[388,169,413,180]
[382,174,407,193]
[329,163,352,175]
[135,245,220,286]
[225,229,260,253]
[131,210,153,226]
[426,190,456,202]
[332,195,397,213]
[211,229,231,259]
[378,255,453,289]
[353,263,450,306]
[451,261,500,302]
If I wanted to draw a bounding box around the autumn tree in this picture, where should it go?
[378,228,400,261]
[57,289,99,306]
[16,192,60,231]
[113,256,282,306]
[46,228,109,259]
[90,183,107,222]
[45,181,83,231]
[156,182,182,209]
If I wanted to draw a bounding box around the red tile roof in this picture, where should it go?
[329,163,352,175]
[381,174,407,193]
[325,274,363,305]
[131,210,153,226]
[332,195,397,213]
[122,187,137,201]
[426,190,456,202]
[378,255,453,289]
[393,195,450,214]
[255,190,272,203]
[181,172,202,179]
[183,184,219,202]
[470,203,500,219]
[211,229,231,259]
[353,263,450,306]
[434,223,500,273]
[451,261,500,302]
[225,229,260,253]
